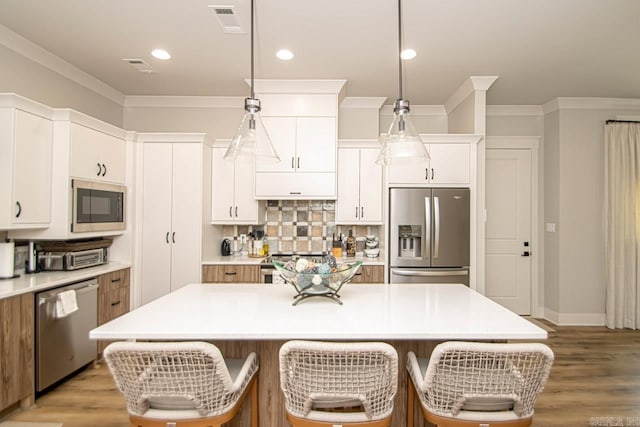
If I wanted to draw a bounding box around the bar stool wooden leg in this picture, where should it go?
[251,375,259,427]
[407,378,415,427]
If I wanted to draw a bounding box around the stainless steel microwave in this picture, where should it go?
[71,179,125,233]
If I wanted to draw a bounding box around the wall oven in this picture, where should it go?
[71,179,125,233]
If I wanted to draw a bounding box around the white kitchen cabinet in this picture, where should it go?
[336,147,383,224]
[0,98,53,229]
[387,142,470,185]
[70,122,125,184]
[140,141,205,305]
[254,117,337,199]
[211,145,263,223]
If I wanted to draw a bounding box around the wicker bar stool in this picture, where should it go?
[104,341,258,427]
[407,341,554,427]
[279,340,398,427]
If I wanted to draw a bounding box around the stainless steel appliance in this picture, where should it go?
[71,179,125,233]
[38,247,108,271]
[35,278,98,392]
[389,187,470,285]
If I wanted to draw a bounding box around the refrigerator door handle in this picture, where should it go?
[434,196,440,259]
[391,269,469,277]
[425,196,431,260]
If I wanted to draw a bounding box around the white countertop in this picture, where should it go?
[0,261,131,299]
[90,283,546,341]
[202,253,385,266]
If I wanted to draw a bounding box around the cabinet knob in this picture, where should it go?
[15,201,22,218]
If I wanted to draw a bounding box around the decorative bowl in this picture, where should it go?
[364,248,380,258]
[273,259,363,305]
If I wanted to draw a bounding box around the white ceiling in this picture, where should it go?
[1,0,639,105]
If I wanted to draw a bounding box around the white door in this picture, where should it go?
[13,110,52,225]
[211,146,235,222]
[428,143,471,184]
[170,143,202,291]
[336,148,360,223]
[358,148,383,223]
[296,117,336,173]
[233,156,258,222]
[70,123,102,180]
[485,148,532,314]
[256,117,296,172]
[386,149,430,184]
[99,133,126,184]
[141,143,173,305]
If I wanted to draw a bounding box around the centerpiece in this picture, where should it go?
[273,255,362,305]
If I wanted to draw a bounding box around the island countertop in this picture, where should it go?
[90,283,546,340]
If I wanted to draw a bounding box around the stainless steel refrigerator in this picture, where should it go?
[389,187,470,285]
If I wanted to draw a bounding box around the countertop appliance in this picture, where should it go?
[221,239,232,256]
[389,188,470,285]
[38,247,108,271]
[35,278,98,392]
[71,179,125,233]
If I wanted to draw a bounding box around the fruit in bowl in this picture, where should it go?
[364,248,380,258]
[273,256,362,305]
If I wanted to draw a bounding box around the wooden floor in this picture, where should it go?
[2,321,640,427]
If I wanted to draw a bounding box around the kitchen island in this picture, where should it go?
[91,283,546,427]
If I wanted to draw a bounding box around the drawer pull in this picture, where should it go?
[111,301,121,306]
[224,272,238,275]
[111,278,122,283]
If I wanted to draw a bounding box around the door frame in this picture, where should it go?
[486,136,542,317]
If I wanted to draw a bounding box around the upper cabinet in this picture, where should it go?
[211,143,264,224]
[70,122,125,184]
[251,80,345,200]
[336,142,383,224]
[0,94,53,229]
[387,135,480,186]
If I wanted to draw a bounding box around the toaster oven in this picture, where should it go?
[38,247,108,271]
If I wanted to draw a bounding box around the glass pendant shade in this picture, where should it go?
[224,99,280,162]
[376,101,430,165]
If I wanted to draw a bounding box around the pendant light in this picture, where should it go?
[376,0,430,165]
[224,0,280,162]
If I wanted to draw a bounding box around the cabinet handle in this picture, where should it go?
[229,206,233,217]
[431,168,434,180]
[15,201,21,218]
[361,206,364,218]
[297,157,300,169]
[235,206,238,217]
[291,157,295,169]
[290,191,301,195]
[355,272,363,276]
[110,300,121,306]
[425,168,429,180]
[111,278,122,283]
[172,232,176,243]
[224,271,238,275]
[97,163,102,176]
[102,163,107,176]
[165,232,170,243]
[355,206,358,218]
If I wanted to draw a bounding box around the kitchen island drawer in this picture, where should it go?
[350,265,384,284]
[203,265,261,283]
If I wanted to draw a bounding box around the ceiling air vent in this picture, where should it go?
[208,5,245,34]
[122,58,154,74]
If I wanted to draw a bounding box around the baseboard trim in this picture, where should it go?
[543,308,605,326]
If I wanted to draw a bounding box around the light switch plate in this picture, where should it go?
[545,223,556,233]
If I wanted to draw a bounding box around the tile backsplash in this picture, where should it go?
[221,200,381,254]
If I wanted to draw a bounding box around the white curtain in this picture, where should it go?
[604,122,640,329]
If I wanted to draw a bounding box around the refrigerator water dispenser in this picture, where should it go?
[398,225,421,258]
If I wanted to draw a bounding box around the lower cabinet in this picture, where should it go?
[350,265,384,284]
[0,293,34,411]
[202,265,261,283]
[97,268,130,354]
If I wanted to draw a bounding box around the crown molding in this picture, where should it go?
[0,92,54,119]
[380,105,447,117]
[124,95,244,108]
[444,76,499,114]
[340,97,386,109]
[248,79,347,94]
[0,24,125,105]
[52,108,127,138]
[486,105,544,117]
[543,97,640,114]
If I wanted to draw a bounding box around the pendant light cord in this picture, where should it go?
[397,0,403,100]
[250,0,255,99]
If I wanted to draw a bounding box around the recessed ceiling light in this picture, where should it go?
[151,49,171,60]
[401,49,417,60]
[276,49,294,60]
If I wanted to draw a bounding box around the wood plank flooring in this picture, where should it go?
[2,321,640,427]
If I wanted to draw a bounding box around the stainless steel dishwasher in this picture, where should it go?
[35,278,98,392]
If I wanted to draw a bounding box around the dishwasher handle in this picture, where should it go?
[39,283,99,305]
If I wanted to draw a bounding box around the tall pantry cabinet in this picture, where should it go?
[135,134,212,305]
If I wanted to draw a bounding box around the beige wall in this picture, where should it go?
[487,115,543,136]
[379,111,448,135]
[543,111,560,314]
[447,95,475,134]
[0,45,124,127]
